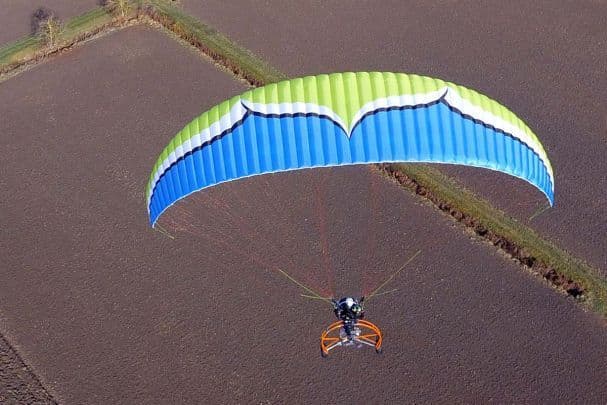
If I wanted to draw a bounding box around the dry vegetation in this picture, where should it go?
[100,0,132,19]
[32,7,63,47]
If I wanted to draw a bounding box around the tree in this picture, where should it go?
[31,7,63,47]
[101,0,132,19]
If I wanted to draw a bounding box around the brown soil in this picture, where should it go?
[378,164,585,299]
[1,27,607,403]
[0,334,56,404]
[178,0,607,271]
[1,3,600,307]
[142,7,269,88]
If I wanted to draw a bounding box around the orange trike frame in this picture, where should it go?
[320,319,383,356]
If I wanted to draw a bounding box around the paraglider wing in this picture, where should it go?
[146,72,554,226]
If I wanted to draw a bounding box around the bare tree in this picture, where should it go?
[100,0,132,19]
[31,7,63,47]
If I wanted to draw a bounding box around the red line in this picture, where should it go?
[314,172,335,296]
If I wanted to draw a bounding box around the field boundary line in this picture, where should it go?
[0,6,141,83]
[0,326,58,403]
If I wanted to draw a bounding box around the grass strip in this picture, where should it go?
[143,0,284,86]
[141,0,607,316]
[380,164,607,315]
[0,36,41,67]
[0,7,127,75]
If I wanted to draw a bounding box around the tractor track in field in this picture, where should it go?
[0,331,57,404]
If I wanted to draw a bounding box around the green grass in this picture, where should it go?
[389,164,607,315]
[0,35,41,66]
[145,0,285,85]
[64,7,114,34]
[0,7,118,72]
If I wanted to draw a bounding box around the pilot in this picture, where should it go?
[334,297,365,321]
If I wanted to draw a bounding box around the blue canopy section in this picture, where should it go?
[149,102,553,225]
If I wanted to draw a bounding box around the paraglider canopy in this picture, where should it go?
[146,72,554,226]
